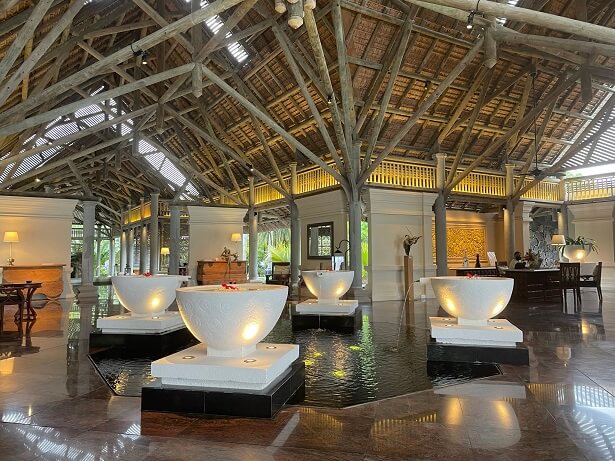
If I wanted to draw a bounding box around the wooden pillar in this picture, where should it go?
[434,153,448,276]
[504,164,516,262]
[289,162,300,294]
[120,228,127,274]
[348,190,363,289]
[248,176,258,282]
[149,192,159,274]
[139,197,147,273]
[169,205,181,275]
[109,235,116,276]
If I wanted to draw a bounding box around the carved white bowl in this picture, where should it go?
[176,283,288,357]
[430,276,514,324]
[562,245,588,262]
[302,270,354,302]
[111,275,189,317]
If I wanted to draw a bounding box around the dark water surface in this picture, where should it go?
[90,306,499,407]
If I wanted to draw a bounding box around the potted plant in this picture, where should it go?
[563,236,598,262]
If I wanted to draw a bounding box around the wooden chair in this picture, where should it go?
[580,262,603,303]
[560,262,581,312]
[266,262,291,286]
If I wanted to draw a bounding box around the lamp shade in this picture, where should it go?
[160,247,170,255]
[551,234,566,245]
[231,233,242,242]
[3,231,19,243]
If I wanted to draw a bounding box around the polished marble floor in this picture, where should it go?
[1,286,615,460]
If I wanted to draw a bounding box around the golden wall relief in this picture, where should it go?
[431,224,487,265]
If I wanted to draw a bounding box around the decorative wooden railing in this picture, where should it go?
[123,160,610,221]
[565,174,615,202]
[240,160,563,205]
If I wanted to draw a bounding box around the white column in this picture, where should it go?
[248,176,258,282]
[149,192,160,274]
[169,205,181,275]
[79,200,98,299]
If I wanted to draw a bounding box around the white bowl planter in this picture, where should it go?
[430,276,514,325]
[111,275,189,317]
[176,283,288,357]
[302,270,354,302]
[562,244,589,262]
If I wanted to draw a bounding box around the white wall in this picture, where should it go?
[568,202,615,266]
[295,190,348,271]
[367,189,437,301]
[187,206,248,279]
[0,196,76,267]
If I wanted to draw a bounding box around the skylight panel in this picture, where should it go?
[159,158,187,187]
[145,151,166,170]
[184,0,249,63]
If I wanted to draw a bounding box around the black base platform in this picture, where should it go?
[141,360,305,418]
[427,339,529,366]
[89,327,196,356]
[291,308,362,333]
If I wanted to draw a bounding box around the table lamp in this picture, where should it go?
[551,234,566,263]
[160,247,170,256]
[231,233,242,256]
[3,231,19,266]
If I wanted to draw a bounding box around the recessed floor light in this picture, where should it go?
[494,326,504,330]
[244,359,256,363]
[182,355,195,360]
[265,346,277,350]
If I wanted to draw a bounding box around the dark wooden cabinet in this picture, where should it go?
[503,269,560,302]
[197,260,247,285]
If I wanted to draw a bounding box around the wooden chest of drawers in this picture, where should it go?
[197,260,247,285]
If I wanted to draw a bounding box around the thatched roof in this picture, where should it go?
[0,0,614,226]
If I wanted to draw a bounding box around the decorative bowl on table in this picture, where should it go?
[111,275,189,317]
[430,276,514,325]
[301,270,354,302]
[175,283,288,357]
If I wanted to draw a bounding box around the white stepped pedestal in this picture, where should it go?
[429,317,523,347]
[96,311,185,334]
[151,343,299,390]
[296,299,358,315]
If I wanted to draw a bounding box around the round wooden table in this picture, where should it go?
[0,282,43,322]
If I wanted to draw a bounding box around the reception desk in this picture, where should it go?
[503,268,560,302]
[0,264,72,299]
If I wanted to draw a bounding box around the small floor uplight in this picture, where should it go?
[494,326,504,330]
[444,324,453,327]
[265,346,277,350]
[182,356,195,360]
[243,359,257,363]
[152,316,160,319]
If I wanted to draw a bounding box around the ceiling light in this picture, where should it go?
[466,11,475,29]
[34,177,41,183]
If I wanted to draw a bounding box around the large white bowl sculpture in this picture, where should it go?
[302,270,354,302]
[176,283,288,357]
[111,275,189,317]
[430,276,514,325]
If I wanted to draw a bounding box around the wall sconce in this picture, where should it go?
[3,231,19,266]
[332,239,350,271]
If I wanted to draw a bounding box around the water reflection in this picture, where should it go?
[529,383,615,460]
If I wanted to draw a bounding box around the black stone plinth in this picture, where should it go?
[141,360,305,419]
[427,339,529,366]
[291,308,362,333]
[89,327,196,356]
